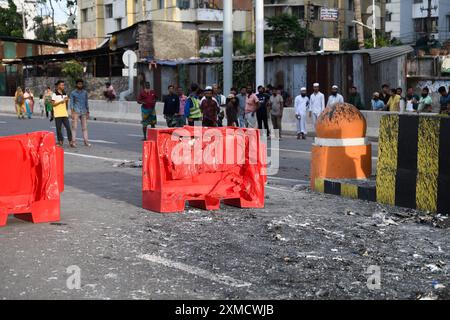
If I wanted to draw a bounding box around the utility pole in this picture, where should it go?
[354,0,365,49]
[21,3,26,38]
[419,0,437,39]
[223,0,233,96]
[426,0,432,36]
[372,0,376,48]
[255,0,264,88]
[305,1,312,52]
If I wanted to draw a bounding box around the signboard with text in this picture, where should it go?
[320,38,340,52]
[320,8,339,21]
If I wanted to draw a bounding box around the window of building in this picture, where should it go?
[414,17,438,33]
[291,6,305,20]
[386,11,392,22]
[413,0,423,3]
[81,8,88,22]
[158,0,164,9]
[177,0,190,9]
[348,0,354,11]
[116,18,122,30]
[348,26,355,39]
[105,4,113,18]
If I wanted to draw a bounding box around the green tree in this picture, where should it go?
[0,0,23,38]
[266,13,313,53]
[62,60,84,87]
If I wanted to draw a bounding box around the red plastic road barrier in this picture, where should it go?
[142,126,266,213]
[0,131,64,226]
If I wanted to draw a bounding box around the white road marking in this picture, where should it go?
[64,137,117,144]
[128,134,143,137]
[266,185,295,193]
[268,176,309,184]
[270,148,311,155]
[0,121,7,124]
[64,152,129,163]
[138,254,252,288]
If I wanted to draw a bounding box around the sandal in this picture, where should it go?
[84,142,92,147]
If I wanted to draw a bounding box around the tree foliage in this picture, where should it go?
[265,13,313,52]
[0,0,23,38]
[34,0,77,43]
[62,60,84,86]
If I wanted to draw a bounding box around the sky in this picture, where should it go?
[35,0,73,24]
[53,0,70,23]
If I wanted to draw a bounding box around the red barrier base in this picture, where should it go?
[0,131,64,227]
[142,126,266,213]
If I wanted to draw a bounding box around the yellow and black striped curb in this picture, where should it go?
[314,178,376,202]
[313,114,449,215]
[377,114,450,214]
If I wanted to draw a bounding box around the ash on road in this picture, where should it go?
[0,115,448,300]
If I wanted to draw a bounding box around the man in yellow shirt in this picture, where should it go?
[51,80,74,147]
[386,88,401,112]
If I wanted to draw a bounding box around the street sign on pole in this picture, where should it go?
[122,69,137,77]
[122,50,137,67]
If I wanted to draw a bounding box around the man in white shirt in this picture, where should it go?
[327,85,344,107]
[309,83,325,128]
[294,87,310,140]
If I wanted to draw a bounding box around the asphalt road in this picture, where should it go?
[0,114,448,300]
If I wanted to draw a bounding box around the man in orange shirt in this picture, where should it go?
[244,85,260,128]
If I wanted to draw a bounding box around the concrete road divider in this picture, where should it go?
[0,131,64,226]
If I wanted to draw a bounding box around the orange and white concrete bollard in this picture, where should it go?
[310,103,372,189]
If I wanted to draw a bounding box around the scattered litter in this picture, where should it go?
[425,264,442,272]
[345,209,359,216]
[292,184,309,192]
[432,280,446,290]
[274,234,287,241]
[113,160,142,168]
[315,289,329,297]
[417,292,438,300]
[372,211,399,227]
[331,249,338,252]
[413,254,422,259]
[314,227,345,238]
[305,255,324,260]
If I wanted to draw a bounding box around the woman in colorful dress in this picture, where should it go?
[23,88,34,119]
[14,87,25,119]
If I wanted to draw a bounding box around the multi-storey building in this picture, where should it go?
[386,0,450,44]
[78,0,253,53]
[264,0,385,41]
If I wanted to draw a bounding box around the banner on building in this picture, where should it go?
[320,38,340,52]
[320,8,339,21]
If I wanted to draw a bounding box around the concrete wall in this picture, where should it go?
[0,96,424,138]
[23,76,130,100]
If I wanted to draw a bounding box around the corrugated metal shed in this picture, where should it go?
[141,45,414,66]
[350,45,414,64]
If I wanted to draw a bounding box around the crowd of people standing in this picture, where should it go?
[13,79,450,146]
[14,79,91,148]
[371,84,450,114]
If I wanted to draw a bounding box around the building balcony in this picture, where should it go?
[196,8,223,21]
